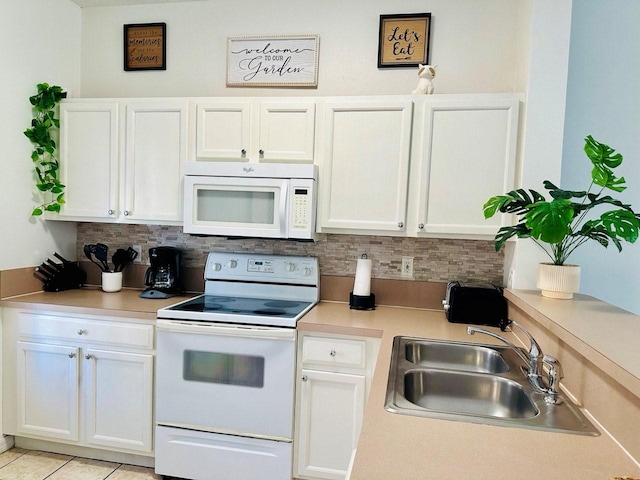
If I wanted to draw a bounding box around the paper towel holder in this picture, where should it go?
[350,254,375,310]
[349,291,376,310]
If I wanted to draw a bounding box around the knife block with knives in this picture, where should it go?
[34,253,87,292]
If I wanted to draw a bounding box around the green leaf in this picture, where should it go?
[31,208,43,216]
[584,135,623,169]
[600,209,640,243]
[45,203,61,213]
[493,224,532,251]
[524,199,574,243]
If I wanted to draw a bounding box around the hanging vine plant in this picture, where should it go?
[24,83,67,216]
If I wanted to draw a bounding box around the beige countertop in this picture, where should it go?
[3,288,639,478]
[299,301,640,480]
[0,287,195,320]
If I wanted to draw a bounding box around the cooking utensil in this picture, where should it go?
[112,248,129,272]
[84,244,106,272]
[94,243,111,272]
[127,246,139,263]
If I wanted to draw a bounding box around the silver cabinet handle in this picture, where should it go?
[108,209,115,215]
[418,223,425,229]
[85,354,93,360]
[68,352,75,358]
[302,375,308,382]
[77,329,85,335]
[259,149,265,156]
[397,222,404,228]
[329,349,336,357]
[241,149,246,155]
[123,210,130,216]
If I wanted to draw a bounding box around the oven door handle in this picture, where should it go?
[156,319,296,340]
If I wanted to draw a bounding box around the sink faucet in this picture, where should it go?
[467,320,564,404]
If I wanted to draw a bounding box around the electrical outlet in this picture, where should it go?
[132,245,143,263]
[401,256,414,278]
[507,268,515,288]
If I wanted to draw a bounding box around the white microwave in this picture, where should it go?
[183,163,317,240]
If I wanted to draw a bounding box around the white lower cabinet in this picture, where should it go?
[295,333,380,480]
[4,309,155,455]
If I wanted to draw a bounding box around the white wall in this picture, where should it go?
[507,0,573,290]
[561,0,640,314]
[0,0,81,269]
[80,0,531,97]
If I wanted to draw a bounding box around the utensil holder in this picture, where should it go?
[102,272,123,293]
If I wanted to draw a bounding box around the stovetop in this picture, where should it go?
[167,295,312,318]
[157,252,319,328]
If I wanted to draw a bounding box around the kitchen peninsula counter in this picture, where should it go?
[299,299,640,480]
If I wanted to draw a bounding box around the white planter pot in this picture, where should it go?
[536,263,581,299]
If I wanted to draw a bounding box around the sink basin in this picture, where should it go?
[404,370,538,419]
[385,336,599,436]
[405,340,509,374]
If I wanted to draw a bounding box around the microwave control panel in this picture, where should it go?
[288,178,316,239]
[292,187,310,229]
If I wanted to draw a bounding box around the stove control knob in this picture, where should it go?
[285,262,296,272]
[227,260,238,269]
[213,263,222,271]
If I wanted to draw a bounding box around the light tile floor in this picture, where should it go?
[0,448,165,480]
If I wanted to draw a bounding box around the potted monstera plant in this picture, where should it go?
[483,135,640,299]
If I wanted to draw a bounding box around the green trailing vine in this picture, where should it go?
[24,83,67,216]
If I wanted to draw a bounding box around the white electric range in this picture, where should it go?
[155,252,319,480]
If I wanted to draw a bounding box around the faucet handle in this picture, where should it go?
[543,354,564,404]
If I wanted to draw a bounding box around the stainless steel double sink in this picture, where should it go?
[385,336,599,436]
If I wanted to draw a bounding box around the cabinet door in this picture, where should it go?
[319,100,413,233]
[84,348,154,453]
[196,101,252,161]
[16,341,80,441]
[124,101,187,223]
[58,102,119,219]
[259,101,315,163]
[417,97,519,236]
[296,369,366,480]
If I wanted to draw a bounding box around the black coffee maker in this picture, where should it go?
[140,246,182,299]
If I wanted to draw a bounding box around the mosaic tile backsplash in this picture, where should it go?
[76,223,504,284]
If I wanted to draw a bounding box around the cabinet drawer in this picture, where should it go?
[302,336,366,369]
[18,313,154,350]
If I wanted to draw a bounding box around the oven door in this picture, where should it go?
[156,319,296,440]
[183,176,288,237]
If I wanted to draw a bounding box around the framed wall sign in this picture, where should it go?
[227,35,319,87]
[124,22,166,71]
[377,13,431,68]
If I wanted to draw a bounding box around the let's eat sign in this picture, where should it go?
[227,35,320,87]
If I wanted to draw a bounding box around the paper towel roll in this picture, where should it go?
[353,258,372,296]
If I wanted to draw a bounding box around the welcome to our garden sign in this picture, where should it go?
[227,35,319,87]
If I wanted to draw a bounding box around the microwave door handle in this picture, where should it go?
[279,181,289,237]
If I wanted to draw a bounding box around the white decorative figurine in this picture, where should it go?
[412,64,437,94]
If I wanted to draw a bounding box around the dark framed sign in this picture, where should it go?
[124,22,166,71]
[377,13,431,68]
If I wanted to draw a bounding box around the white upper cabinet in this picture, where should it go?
[317,98,413,234]
[193,98,316,163]
[196,100,252,161]
[58,102,119,219]
[124,101,188,222]
[55,99,187,225]
[411,95,520,237]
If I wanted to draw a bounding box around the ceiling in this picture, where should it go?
[69,0,206,7]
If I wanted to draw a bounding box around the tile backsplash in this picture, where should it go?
[77,223,504,284]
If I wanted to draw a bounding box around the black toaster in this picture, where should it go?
[443,281,507,327]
